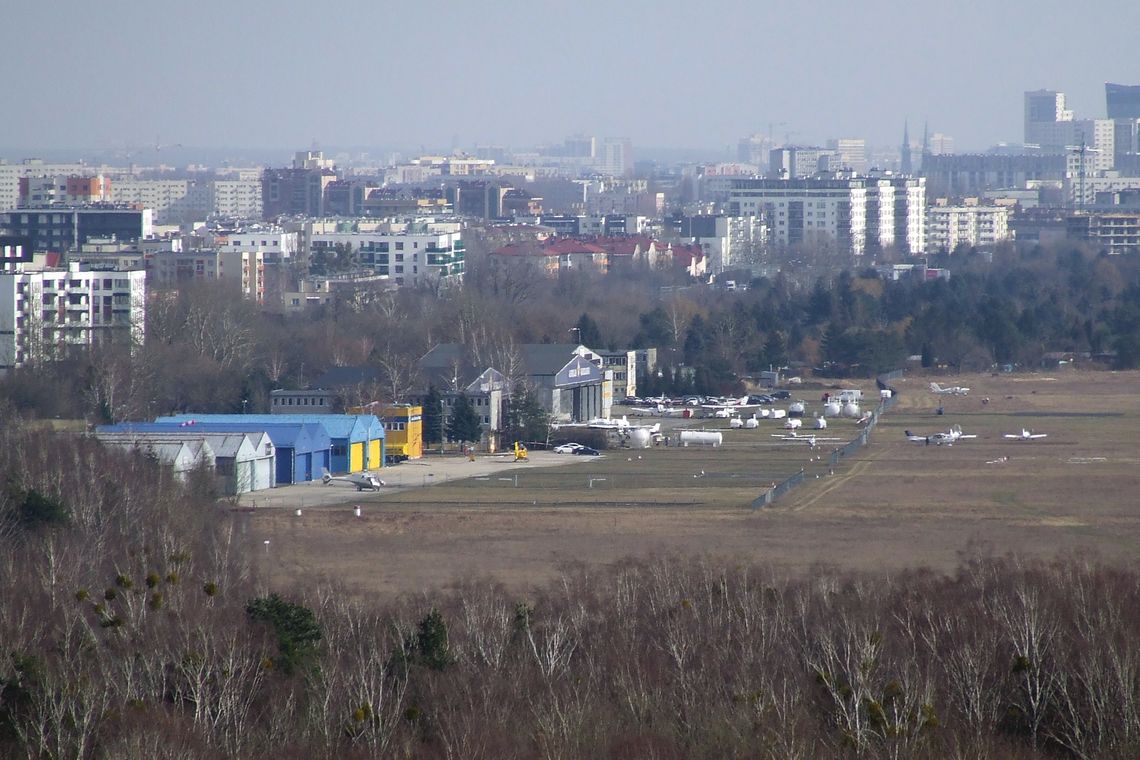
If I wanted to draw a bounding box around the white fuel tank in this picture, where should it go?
[679,430,723,447]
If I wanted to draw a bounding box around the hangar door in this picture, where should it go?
[368,439,381,469]
[251,458,273,490]
[275,448,295,485]
[235,461,253,495]
[350,442,365,472]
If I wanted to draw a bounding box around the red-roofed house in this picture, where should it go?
[489,236,608,275]
[667,242,707,278]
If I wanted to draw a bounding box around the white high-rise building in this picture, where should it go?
[308,227,465,288]
[728,176,925,255]
[826,139,868,174]
[769,146,839,179]
[210,178,262,220]
[926,198,1012,253]
[1071,119,1116,173]
[0,159,97,211]
[596,138,633,177]
[929,133,955,155]
[110,178,208,225]
[0,261,146,372]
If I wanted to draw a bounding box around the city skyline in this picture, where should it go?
[3,0,1140,156]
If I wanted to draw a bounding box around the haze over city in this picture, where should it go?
[4,0,1140,156]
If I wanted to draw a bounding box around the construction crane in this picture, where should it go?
[1067,142,1101,212]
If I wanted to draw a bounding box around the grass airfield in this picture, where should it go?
[249,369,1140,598]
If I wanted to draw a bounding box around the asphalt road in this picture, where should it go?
[230,450,590,511]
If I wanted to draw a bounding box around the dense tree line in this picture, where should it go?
[2,414,1140,757]
[3,240,1139,423]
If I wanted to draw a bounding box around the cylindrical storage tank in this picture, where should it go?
[788,401,805,418]
[823,401,842,417]
[628,428,652,448]
[843,402,861,418]
[679,430,723,447]
[771,409,787,419]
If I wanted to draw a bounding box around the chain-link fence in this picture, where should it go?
[750,468,806,509]
[753,373,902,509]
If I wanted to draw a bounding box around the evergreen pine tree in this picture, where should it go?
[446,393,482,445]
[423,384,444,446]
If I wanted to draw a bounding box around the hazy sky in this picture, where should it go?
[3,0,1140,155]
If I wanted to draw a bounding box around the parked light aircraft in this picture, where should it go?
[930,382,970,396]
[708,403,761,419]
[770,430,842,445]
[904,425,978,446]
[1003,429,1047,441]
[322,469,386,490]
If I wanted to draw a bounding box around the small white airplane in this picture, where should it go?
[1003,429,1047,441]
[905,425,977,446]
[930,382,970,396]
[708,404,761,419]
[322,468,386,491]
[770,430,842,445]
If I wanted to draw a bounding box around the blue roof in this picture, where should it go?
[101,421,331,450]
[155,414,383,443]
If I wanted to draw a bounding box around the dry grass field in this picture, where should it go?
[248,369,1140,598]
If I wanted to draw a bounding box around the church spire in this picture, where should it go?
[900,119,912,174]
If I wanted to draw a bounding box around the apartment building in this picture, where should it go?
[673,214,768,273]
[0,260,146,371]
[19,175,111,206]
[727,176,925,255]
[926,198,1012,252]
[308,226,464,287]
[109,178,209,224]
[0,206,153,253]
[0,159,98,211]
[220,227,300,264]
[1066,212,1140,254]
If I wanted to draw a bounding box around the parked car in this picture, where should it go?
[573,446,602,456]
[770,390,792,400]
[553,443,584,454]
